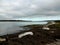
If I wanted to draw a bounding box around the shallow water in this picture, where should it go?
[0,22,47,36]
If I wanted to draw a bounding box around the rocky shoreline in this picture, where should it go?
[0,22,60,45]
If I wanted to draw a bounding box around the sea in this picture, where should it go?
[0,22,47,36]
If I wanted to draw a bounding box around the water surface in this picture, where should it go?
[0,22,47,36]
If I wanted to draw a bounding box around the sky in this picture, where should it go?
[0,0,60,20]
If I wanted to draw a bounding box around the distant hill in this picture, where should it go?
[0,20,60,22]
[0,20,32,22]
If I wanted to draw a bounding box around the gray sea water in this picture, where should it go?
[0,22,48,36]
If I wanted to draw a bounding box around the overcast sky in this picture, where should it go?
[0,0,60,20]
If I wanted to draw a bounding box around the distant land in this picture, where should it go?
[0,20,32,22]
[0,20,60,22]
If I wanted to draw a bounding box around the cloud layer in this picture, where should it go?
[0,0,60,19]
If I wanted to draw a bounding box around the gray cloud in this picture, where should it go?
[0,0,60,19]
